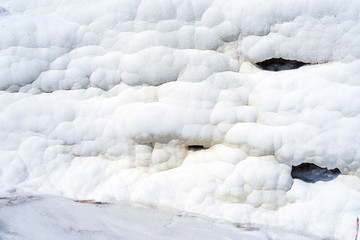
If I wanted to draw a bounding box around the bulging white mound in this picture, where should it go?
[1,0,360,239]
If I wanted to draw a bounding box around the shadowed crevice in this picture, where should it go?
[255,58,310,71]
[291,163,341,183]
[187,145,208,151]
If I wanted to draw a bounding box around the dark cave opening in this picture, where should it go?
[255,58,310,71]
[291,163,341,183]
[187,145,208,151]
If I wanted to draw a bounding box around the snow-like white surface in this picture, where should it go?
[0,194,270,240]
[1,0,360,239]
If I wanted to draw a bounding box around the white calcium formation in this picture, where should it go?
[1,0,360,239]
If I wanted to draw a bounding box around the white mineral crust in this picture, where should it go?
[1,0,360,239]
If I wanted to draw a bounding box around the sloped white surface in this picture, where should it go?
[0,194,269,240]
[1,0,360,239]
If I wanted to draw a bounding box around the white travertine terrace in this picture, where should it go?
[1,0,360,239]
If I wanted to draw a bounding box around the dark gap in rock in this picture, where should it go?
[255,58,310,71]
[187,145,208,151]
[291,163,341,183]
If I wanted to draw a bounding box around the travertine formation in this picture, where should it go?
[1,1,360,239]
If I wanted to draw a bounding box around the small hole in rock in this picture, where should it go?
[187,145,208,151]
[255,58,310,71]
[291,163,341,183]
